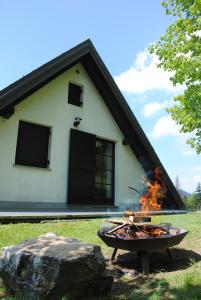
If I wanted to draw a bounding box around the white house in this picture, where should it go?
[0,40,184,211]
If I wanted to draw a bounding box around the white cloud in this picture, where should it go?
[183,149,195,157]
[151,115,181,138]
[142,101,169,117]
[151,116,196,157]
[180,176,200,193]
[177,133,197,157]
[115,49,184,94]
[195,175,201,182]
[192,166,201,172]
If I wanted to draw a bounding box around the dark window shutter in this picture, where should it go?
[15,121,50,168]
[68,129,96,204]
[68,83,82,107]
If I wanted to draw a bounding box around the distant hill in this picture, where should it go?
[179,189,192,198]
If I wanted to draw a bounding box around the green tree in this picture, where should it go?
[185,182,201,209]
[150,0,201,153]
[194,181,201,208]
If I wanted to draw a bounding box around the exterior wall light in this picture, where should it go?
[73,117,82,127]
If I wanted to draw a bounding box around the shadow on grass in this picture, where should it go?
[113,248,201,273]
[112,276,201,300]
[105,248,201,299]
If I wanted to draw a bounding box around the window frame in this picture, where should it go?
[15,120,51,169]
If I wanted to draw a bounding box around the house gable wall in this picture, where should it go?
[0,63,145,209]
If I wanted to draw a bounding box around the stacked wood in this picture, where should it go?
[105,220,175,240]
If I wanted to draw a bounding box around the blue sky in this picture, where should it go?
[1,0,200,192]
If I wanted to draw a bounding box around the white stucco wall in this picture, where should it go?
[0,63,145,208]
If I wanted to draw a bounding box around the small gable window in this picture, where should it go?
[15,121,51,168]
[68,82,83,107]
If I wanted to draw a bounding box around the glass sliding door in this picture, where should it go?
[94,139,114,204]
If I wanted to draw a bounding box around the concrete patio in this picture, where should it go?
[0,210,187,223]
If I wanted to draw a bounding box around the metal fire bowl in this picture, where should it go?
[98,228,188,252]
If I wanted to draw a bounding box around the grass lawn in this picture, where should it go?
[0,213,201,300]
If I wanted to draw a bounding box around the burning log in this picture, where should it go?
[124,211,151,223]
[107,223,127,235]
[105,221,170,240]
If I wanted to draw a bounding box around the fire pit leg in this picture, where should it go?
[140,251,149,274]
[111,248,118,262]
[166,248,173,261]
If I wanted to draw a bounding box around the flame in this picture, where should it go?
[139,167,167,211]
[148,227,166,237]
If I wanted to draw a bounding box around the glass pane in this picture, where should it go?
[95,155,102,171]
[103,156,112,170]
[105,185,112,199]
[96,141,104,155]
[95,184,105,199]
[103,171,112,184]
[96,140,113,155]
[106,143,112,156]
[102,185,107,198]
[95,172,102,184]
[95,183,101,192]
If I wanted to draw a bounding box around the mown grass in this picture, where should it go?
[0,213,201,300]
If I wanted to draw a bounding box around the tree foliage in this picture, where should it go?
[150,0,201,153]
[185,182,201,209]
[194,181,201,202]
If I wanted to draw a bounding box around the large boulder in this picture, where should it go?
[0,233,112,299]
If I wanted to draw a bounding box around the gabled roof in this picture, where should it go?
[0,39,184,209]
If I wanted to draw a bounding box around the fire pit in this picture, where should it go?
[98,217,188,274]
[98,167,188,274]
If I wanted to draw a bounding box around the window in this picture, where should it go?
[68,82,83,107]
[15,121,51,168]
[94,139,114,204]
